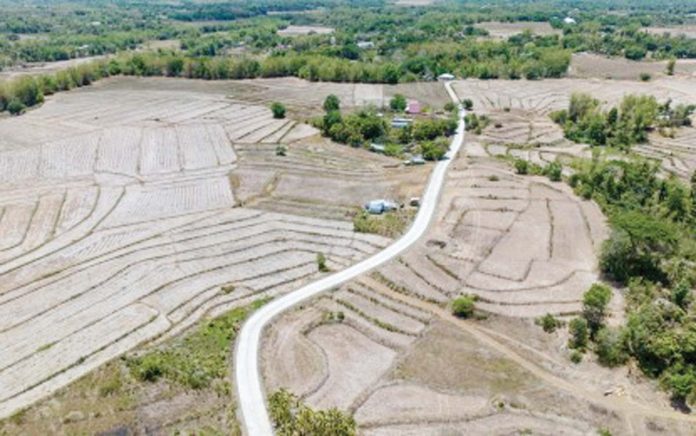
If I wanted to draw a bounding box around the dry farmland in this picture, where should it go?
[277,25,335,36]
[0,76,429,420]
[262,135,696,435]
[569,52,696,80]
[475,21,562,39]
[452,77,696,180]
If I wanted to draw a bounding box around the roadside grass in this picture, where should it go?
[353,208,416,238]
[0,299,269,436]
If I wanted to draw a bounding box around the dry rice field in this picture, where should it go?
[569,52,696,80]
[475,21,562,39]
[262,137,695,434]
[452,77,696,180]
[0,77,428,419]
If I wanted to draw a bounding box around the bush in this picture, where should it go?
[568,317,589,351]
[514,159,529,175]
[582,283,613,336]
[595,327,629,367]
[444,102,456,112]
[7,99,26,115]
[421,138,448,161]
[666,58,676,76]
[390,94,406,112]
[269,389,356,436]
[461,98,473,110]
[317,252,329,272]
[543,161,562,182]
[323,94,340,112]
[570,350,583,364]
[271,102,286,119]
[452,295,475,318]
[639,72,651,82]
[536,313,561,333]
[275,145,287,156]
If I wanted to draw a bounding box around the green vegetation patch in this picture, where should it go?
[353,208,415,238]
[269,389,356,436]
[127,299,269,389]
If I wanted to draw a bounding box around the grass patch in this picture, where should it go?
[353,209,415,238]
[128,299,269,389]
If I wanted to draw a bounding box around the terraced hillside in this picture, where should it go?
[0,77,427,418]
[262,140,696,435]
[452,78,696,179]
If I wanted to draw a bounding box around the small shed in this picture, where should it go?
[357,41,375,49]
[365,199,399,214]
[406,100,422,114]
[391,117,413,129]
[563,17,577,25]
[438,73,455,81]
[370,143,386,153]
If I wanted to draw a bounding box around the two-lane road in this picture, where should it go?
[234,81,465,435]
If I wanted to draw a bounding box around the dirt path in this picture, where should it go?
[360,276,696,427]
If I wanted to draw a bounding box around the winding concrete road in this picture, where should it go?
[234,81,465,435]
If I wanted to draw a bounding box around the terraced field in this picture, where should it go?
[453,78,696,179]
[262,136,696,434]
[0,77,427,419]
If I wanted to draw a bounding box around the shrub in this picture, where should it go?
[452,295,475,318]
[271,102,286,119]
[269,389,356,436]
[7,99,26,115]
[639,72,651,82]
[536,313,561,333]
[568,317,589,351]
[595,327,629,367]
[444,102,456,112]
[323,94,340,112]
[582,283,613,335]
[514,159,529,175]
[544,161,562,182]
[461,98,473,110]
[317,253,329,272]
[570,350,583,364]
[275,145,288,156]
[666,58,676,76]
[389,94,406,112]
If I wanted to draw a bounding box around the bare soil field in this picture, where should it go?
[277,25,335,36]
[0,56,107,82]
[452,77,696,179]
[0,76,429,421]
[475,21,561,39]
[644,25,696,39]
[569,52,696,80]
[213,77,451,117]
[262,139,695,434]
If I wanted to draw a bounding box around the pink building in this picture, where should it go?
[406,100,421,114]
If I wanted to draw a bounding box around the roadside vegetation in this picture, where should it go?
[269,389,356,436]
[0,299,268,434]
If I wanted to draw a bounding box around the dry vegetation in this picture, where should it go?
[569,52,696,80]
[0,76,429,422]
[475,21,562,39]
[262,140,696,434]
[452,77,696,180]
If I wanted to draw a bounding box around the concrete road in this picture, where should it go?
[234,81,465,435]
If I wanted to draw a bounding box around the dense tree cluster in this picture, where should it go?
[568,157,696,404]
[269,389,356,436]
[551,93,694,150]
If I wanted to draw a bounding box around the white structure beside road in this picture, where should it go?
[234,81,466,435]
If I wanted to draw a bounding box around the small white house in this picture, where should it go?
[563,17,577,25]
[357,41,375,49]
[365,199,399,214]
[438,73,455,81]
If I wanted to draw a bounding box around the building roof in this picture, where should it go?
[406,100,421,114]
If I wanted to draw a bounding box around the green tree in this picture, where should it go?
[595,327,629,367]
[582,283,613,335]
[666,58,676,76]
[271,102,286,119]
[452,295,475,318]
[390,94,407,112]
[568,317,589,351]
[514,159,529,175]
[323,94,340,112]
